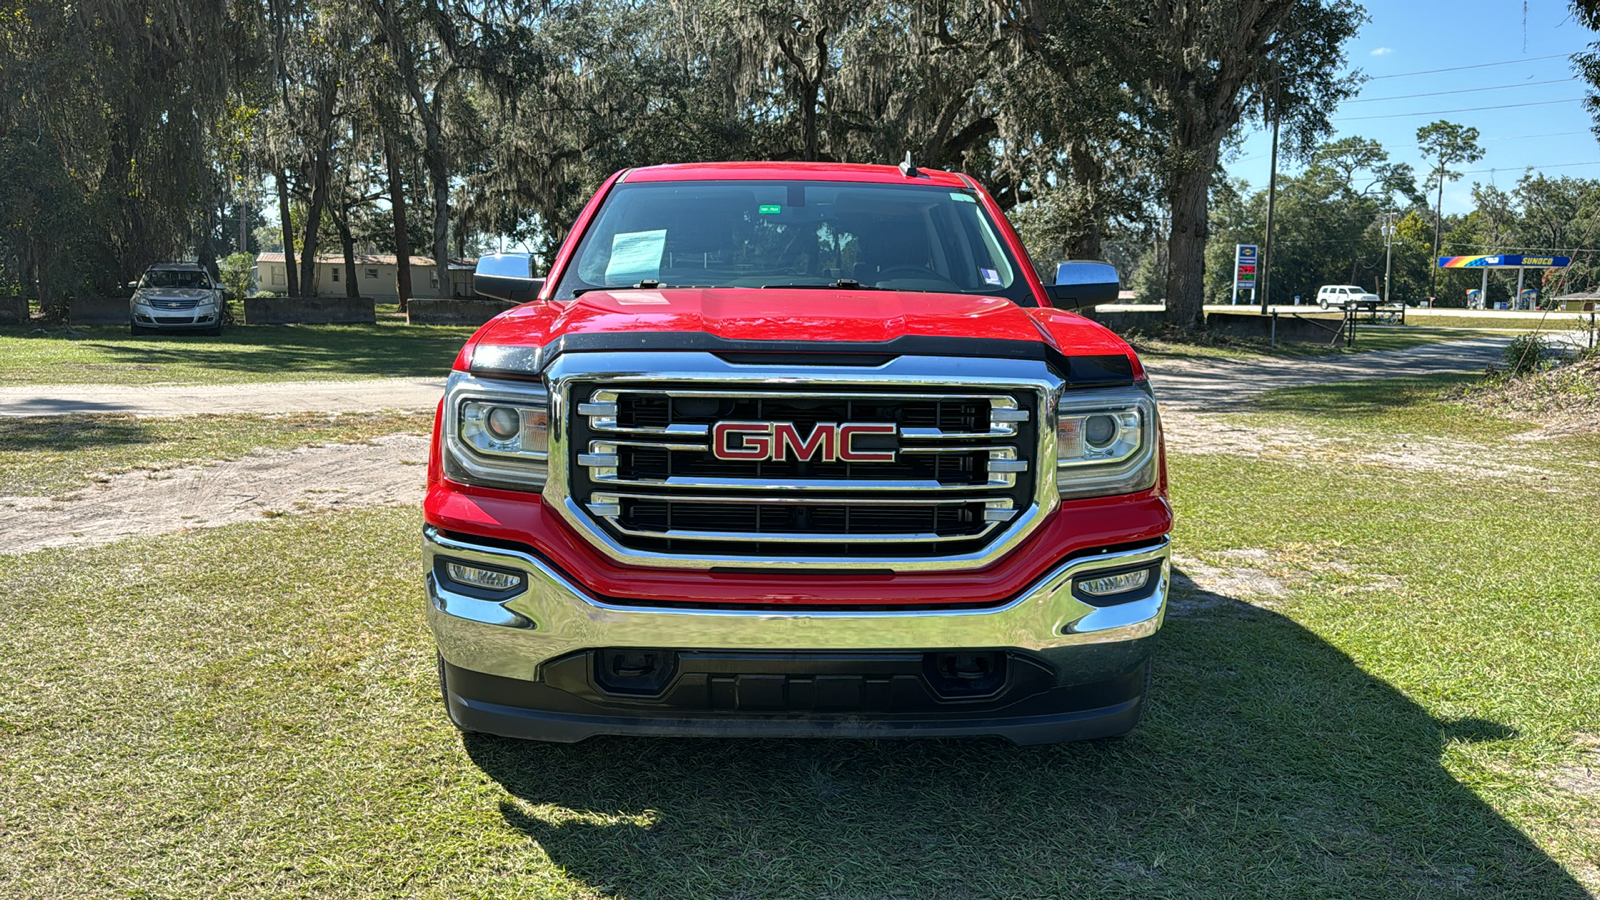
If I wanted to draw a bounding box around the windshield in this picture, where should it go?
[554,180,1031,304]
[139,269,211,290]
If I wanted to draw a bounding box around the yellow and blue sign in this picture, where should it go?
[1235,244,1258,289]
[1438,255,1571,269]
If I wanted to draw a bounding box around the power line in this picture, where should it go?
[1347,77,1578,104]
[1336,97,1585,121]
[1459,160,1600,174]
[1367,52,1578,80]
[1482,129,1596,142]
[1239,132,1597,161]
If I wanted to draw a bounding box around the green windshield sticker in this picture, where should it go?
[758,204,782,214]
[950,192,978,203]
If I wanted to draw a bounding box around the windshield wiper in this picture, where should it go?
[760,279,881,290]
[571,281,713,296]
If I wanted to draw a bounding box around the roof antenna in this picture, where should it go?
[898,151,921,178]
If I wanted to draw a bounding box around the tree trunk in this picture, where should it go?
[1162,144,1219,330]
[333,206,360,300]
[369,0,451,297]
[429,154,450,297]
[197,203,218,280]
[1068,143,1104,259]
[298,150,330,297]
[384,130,412,311]
[276,169,299,298]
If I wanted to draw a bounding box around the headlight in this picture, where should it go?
[443,371,549,491]
[1055,385,1159,499]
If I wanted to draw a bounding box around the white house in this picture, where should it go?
[255,252,475,300]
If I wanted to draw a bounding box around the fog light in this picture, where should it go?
[1076,568,1150,598]
[445,562,522,592]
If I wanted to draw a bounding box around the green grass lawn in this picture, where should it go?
[0,380,1596,897]
[0,321,476,387]
[1400,313,1589,332]
[0,411,434,496]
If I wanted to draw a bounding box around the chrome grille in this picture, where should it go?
[568,385,1036,559]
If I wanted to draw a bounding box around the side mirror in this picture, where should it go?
[1047,260,1120,308]
[474,253,545,303]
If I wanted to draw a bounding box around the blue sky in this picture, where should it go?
[1226,0,1600,221]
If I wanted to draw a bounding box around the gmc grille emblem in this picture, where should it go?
[711,421,897,463]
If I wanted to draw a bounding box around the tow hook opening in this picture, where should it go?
[595,649,677,696]
[924,651,1007,698]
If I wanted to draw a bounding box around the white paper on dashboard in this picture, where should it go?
[610,290,670,305]
[606,229,667,284]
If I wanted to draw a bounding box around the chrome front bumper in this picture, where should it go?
[424,527,1170,682]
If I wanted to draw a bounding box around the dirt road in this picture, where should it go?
[0,377,443,418]
[0,337,1514,554]
[1142,335,1508,410]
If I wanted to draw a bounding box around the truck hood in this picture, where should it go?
[470,287,1135,361]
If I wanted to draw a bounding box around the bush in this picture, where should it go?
[217,252,254,324]
[1501,333,1552,376]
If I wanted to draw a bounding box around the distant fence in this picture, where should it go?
[1080,306,1345,345]
[244,296,376,325]
[1205,311,1343,343]
[406,298,516,326]
[68,297,130,326]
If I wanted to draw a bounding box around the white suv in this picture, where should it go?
[1316,284,1380,310]
[130,263,225,335]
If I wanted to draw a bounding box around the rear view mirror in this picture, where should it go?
[474,253,545,304]
[1047,260,1120,308]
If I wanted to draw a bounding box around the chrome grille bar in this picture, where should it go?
[586,388,1027,439]
[587,491,1014,544]
[582,440,1021,491]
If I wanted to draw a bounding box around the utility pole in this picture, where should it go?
[1429,170,1444,305]
[1382,212,1395,305]
[1259,79,1280,316]
[238,172,249,254]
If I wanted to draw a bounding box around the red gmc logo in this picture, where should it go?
[712,421,897,463]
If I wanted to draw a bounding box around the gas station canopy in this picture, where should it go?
[1437,255,1571,310]
[1438,254,1572,269]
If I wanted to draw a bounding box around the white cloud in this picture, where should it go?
[1370,47,1394,56]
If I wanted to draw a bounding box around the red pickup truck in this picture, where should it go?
[424,161,1170,745]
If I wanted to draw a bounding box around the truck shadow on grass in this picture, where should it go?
[463,587,1587,899]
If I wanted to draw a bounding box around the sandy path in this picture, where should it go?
[0,377,444,417]
[1142,336,1510,410]
[0,337,1527,554]
[0,434,429,555]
